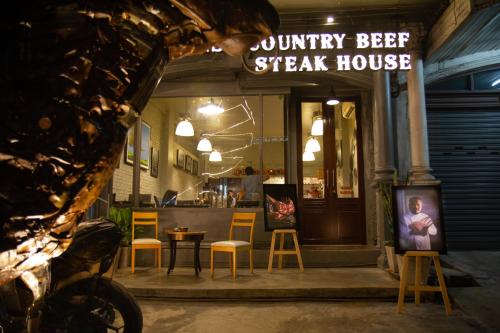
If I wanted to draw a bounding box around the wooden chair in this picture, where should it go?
[131,211,161,273]
[210,212,256,279]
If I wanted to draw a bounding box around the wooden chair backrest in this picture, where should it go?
[229,212,256,245]
[132,211,158,240]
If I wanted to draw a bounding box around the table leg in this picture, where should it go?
[194,240,201,275]
[168,240,177,274]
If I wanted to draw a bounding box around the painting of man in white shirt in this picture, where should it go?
[400,196,438,250]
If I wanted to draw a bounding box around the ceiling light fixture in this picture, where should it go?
[198,97,224,115]
[305,136,321,153]
[326,16,334,24]
[311,111,323,136]
[209,150,222,162]
[326,86,340,106]
[197,137,213,152]
[175,118,194,136]
[302,151,315,161]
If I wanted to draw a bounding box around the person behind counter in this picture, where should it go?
[239,166,264,201]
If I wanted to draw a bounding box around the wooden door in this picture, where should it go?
[298,98,365,244]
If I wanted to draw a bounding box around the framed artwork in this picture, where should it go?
[192,160,199,176]
[263,184,299,232]
[392,185,447,254]
[185,155,193,173]
[150,147,159,178]
[125,121,151,169]
[176,149,185,169]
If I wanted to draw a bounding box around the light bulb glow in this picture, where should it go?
[197,137,212,152]
[198,103,224,115]
[326,16,334,24]
[209,150,222,162]
[311,118,323,136]
[326,98,340,106]
[305,137,321,152]
[175,120,194,136]
[302,151,315,161]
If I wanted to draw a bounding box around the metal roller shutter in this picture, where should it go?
[427,104,500,250]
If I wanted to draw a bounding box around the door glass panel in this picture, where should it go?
[334,102,359,198]
[301,102,324,199]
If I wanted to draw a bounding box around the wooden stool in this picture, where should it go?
[397,251,452,315]
[268,229,304,272]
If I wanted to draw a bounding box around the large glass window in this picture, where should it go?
[133,95,286,208]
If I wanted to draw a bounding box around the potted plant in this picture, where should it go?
[109,206,132,268]
[377,181,398,273]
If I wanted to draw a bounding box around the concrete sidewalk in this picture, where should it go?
[114,267,400,300]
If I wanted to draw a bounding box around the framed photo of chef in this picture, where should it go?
[392,185,447,254]
[263,184,299,232]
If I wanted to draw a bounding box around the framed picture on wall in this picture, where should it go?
[392,185,447,254]
[150,147,159,178]
[185,155,192,173]
[176,149,185,169]
[192,160,198,176]
[125,121,151,169]
[263,184,299,232]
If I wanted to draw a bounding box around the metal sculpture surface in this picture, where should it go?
[0,0,279,289]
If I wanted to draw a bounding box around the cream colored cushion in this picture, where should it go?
[211,240,250,247]
[132,238,161,245]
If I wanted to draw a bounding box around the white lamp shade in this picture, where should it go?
[175,120,194,136]
[311,118,323,136]
[209,150,222,162]
[302,151,315,161]
[305,137,321,152]
[197,137,212,152]
[198,103,224,115]
[326,98,340,106]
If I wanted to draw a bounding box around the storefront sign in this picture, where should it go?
[212,32,412,72]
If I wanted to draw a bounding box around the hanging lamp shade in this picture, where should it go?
[197,137,213,152]
[305,137,321,152]
[302,151,315,161]
[326,86,340,106]
[198,98,224,115]
[311,112,323,136]
[175,119,194,136]
[209,150,222,162]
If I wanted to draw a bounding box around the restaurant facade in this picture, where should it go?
[98,0,500,267]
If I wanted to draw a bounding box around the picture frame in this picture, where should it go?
[263,184,299,232]
[176,149,185,169]
[125,121,151,169]
[192,160,199,176]
[150,147,159,178]
[392,185,447,254]
[185,155,193,173]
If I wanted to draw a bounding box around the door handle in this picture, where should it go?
[331,169,336,195]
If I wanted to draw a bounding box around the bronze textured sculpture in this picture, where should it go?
[0,0,279,287]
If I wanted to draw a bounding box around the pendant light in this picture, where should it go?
[175,118,194,136]
[326,86,340,106]
[198,97,224,115]
[197,137,212,152]
[302,151,315,161]
[305,136,321,153]
[310,111,323,136]
[209,150,222,162]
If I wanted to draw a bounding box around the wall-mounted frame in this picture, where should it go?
[125,121,151,169]
[192,160,199,176]
[263,184,299,232]
[392,185,447,254]
[185,155,193,173]
[150,147,159,178]
[176,149,185,169]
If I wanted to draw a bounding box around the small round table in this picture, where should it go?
[165,230,206,275]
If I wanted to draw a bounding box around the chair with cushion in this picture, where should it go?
[210,212,256,279]
[131,211,161,273]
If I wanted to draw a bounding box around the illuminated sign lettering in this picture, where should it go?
[212,32,412,72]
